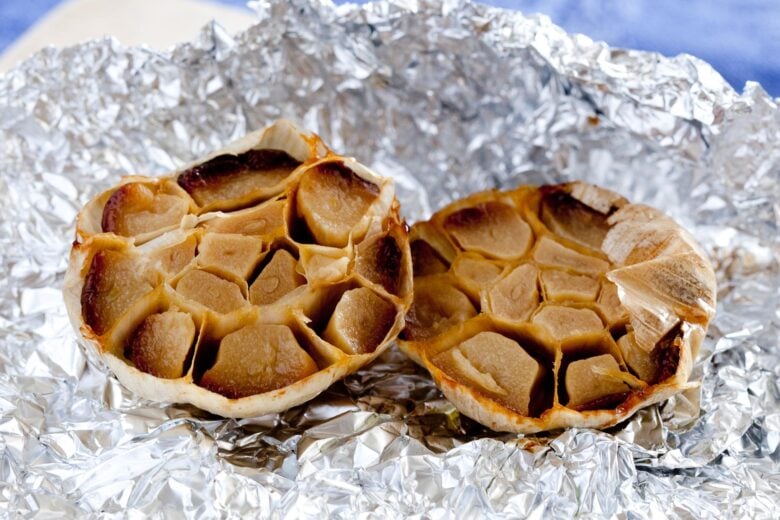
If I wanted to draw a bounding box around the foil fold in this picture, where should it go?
[1,0,778,516]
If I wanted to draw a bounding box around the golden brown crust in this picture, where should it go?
[400,181,716,433]
[64,120,412,418]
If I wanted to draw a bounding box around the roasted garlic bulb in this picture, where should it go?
[64,120,412,417]
[400,182,716,433]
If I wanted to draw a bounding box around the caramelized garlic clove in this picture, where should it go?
[565,354,630,408]
[296,162,380,247]
[597,281,629,327]
[249,250,305,305]
[616,333,657,382]
[102,181,190,237]
[533,236,609,276]
[196,233,264,280]
[178,149,301,207]
[531,306,604,345]
[175,270,247,314]
[356,232,404,294]
[81,250,158,335]
[451,255,503,289]
[149,235,197,278]
[323,287,397,354]
[540,270,599,302]
[434,331,544,416]
[444,201,532,260]
[539,185,614,250]
[403,276,477,341]
[128,310,196,379]
[200,323,318,398]
[411,239,450,276]
[204,199,287,237]
[485,263,539,323]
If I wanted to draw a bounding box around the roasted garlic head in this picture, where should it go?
[64,120,412,417]
[400,182,716,433]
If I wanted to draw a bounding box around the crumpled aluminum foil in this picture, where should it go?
[1,0,778,516]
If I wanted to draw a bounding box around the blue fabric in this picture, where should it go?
[488,0,780,97]
[0,0,61,52]
[1,0,777,96]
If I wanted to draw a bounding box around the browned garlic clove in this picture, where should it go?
[323,287,397,354]
[564,354,630,409]
[178,149,301,208]
[81,249,158,335]
[296,162,380,247]
[444,201,532,260]
[175,269,247,314]
[102,181,190,237]
[128,310,196,379]
[200,323,318,398]
[249,249,305,305]
[434,332,544,416]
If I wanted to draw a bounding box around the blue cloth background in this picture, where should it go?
[1,0,777,96]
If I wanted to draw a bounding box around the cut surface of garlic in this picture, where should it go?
[400,182,716,433]
[64,120,412,418]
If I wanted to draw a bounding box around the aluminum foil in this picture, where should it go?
[1,0,778,516]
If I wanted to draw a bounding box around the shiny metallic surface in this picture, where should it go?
[1,0,778,516]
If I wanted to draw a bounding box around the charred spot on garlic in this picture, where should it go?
[177,149,302,209]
